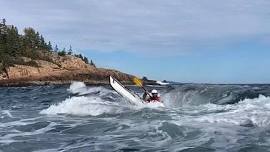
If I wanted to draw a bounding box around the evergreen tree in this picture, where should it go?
[47,41,52,50]
[75,54,84,60]
[2,18,6,25]
[0,37,7,66]
[57,48,66,56]
[83,56,89,64]
[0,24,8,56]
[0,19,100,73]
[68,45,72,55]
[90,60,96,67]
[6,26,20,56]
[35,32,40,48]
[58,50,66,56]
[54,45,59,52]
[23,27,37,49]
[39,35,46,49]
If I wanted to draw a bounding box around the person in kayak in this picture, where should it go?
[143,89,161,102]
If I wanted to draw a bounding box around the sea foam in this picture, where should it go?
[193,95,270,127]
[40,96,126,116]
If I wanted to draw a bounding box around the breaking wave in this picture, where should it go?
[41,82,165,116]
[40,96,127,116]
[41,82,270,128]
[3,82,270,151]
[190,95,270,127]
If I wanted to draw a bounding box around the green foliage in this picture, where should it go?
[83,56,89,64]
[58,50,66,56]
[74,54,83,59]
[0,19,54,71]
[47,41,52,50]
[68,45,72,55]
[90,60,96,67]
[74,53,96,67]
[0,23,52,59]
[0,19,97,73]
[54,45,58,52]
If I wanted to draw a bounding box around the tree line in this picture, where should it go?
[0,19,95,72]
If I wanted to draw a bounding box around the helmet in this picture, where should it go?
[151,89,158,94]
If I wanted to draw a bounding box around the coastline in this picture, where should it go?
[0,80,134,87]
[0,78,134,87]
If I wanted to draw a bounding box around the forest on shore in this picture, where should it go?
[0,19,95,73]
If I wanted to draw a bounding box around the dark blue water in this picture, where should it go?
[1,82,270,152]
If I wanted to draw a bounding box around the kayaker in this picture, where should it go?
[143,89,161,102]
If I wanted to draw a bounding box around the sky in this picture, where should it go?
[1,0,270,83]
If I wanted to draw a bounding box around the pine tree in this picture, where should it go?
[35,31,40,48]
[39,35,46,49]
[90,60,96,67]
[83,56,89,64]
[54,45,59,52]
[75,54,83,60]
[2,18,6,25]
[68,45,72,55]
[6,26,20,57]
[47,41,52,50]
[0,19,101,73]
[23,27,37,49]
[0,27,7,62]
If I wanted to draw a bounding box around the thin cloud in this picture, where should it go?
[1,0,270,55]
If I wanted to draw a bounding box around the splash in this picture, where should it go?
[192,95,270,127]
[40,96,127,116]
[67,81,87,94]
[42,81,166,116]
[68,81,113,96]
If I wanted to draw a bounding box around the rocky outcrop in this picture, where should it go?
[0,55,134,86]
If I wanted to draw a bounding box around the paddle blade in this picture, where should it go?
[133,77,143,87]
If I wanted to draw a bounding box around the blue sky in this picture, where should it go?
[1,0,270,83]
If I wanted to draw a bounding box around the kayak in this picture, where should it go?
[109,76,165,107]
[109,76,144,105]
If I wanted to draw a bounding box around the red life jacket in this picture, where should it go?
[147,96,161,102]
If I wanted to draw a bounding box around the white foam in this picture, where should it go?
[2,110,14,118]
[156,81,169,85]
[67,81,88,94]
[68,81,113,96]
[42,81,166,117]
[40,96,127,116]
[138,102,166,109]
[193,95,270,127]
[0,122,56,144]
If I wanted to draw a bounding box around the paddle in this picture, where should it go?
[132,77,152,97]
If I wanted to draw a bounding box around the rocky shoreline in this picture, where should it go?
[0,79,133,87]
[0,21,147,87]
[0,54,135,87]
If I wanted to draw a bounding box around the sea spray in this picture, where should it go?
[187,95,270,127]
[3,84,270,151]
[67,81,87,94]
[40,96,126,116]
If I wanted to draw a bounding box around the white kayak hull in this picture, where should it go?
[110,76,144,105]
[109,76,165,107]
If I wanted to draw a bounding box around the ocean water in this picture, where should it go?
[1,82,270,152]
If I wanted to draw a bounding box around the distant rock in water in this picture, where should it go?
[0,53,133,86]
